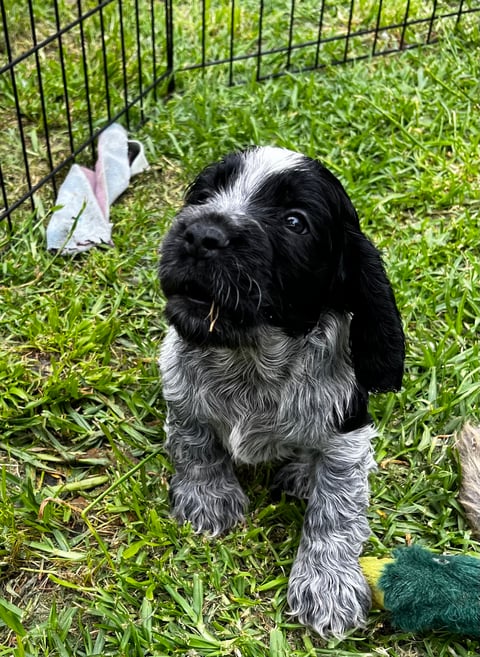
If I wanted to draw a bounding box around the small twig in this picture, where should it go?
[207,301,219,333]
[38,496,85,519]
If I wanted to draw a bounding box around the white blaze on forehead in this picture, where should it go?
[243,146,305,179]
[209,146,306,215]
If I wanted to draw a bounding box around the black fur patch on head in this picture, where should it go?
[159,146,404,391]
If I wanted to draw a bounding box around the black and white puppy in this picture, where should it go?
[158,146,404,637]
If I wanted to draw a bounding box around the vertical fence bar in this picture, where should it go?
[286,0,296,69]
[150,0,158,102]
[0,6,7,226]
[228,0,236,86]
[77,0,95,156]
[201,0,207,71]
[343,0,355,62]
[118,0,130,128]
[165,0,174,93]
[134,0,144,123]
[372,0,383,56]
[456,0,466,26]
[53,0,75,155]
[98,0,112,122]
[399,0,411,50]
[256,0,264,81]
[314,0,326,69]
[427,0,438,43]
[27,0,57,200]
[0,163,12,232]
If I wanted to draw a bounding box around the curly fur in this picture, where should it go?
[158,146,405,637]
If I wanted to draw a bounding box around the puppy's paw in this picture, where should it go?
[287,558,371,638]
[169,475,248,536]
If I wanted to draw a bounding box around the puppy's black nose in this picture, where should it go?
[184,222,230,257]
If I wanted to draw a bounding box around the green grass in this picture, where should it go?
[1,5,480,657]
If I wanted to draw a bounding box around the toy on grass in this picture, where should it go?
[46,122,149,255]
[360,544,480,636]
[358,424,480,636]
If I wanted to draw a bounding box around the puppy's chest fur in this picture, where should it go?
[160,312,357,464]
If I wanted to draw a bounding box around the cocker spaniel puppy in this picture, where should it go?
[159,146,405,637]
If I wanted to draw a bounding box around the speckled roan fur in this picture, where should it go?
[158,146,405,637]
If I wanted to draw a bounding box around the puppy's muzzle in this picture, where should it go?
[184,220,230,259]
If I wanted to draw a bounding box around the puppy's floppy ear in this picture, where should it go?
[341,216,405,393]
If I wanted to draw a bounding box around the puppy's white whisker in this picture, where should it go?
[245,273,262,311]
[224,283,231,305]
[252,277,263,311]
[233,285,240,311]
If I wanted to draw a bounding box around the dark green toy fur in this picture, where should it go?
[380,545,480,636]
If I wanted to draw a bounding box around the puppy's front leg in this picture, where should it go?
[165,410,248,536]
[287,428,375,637]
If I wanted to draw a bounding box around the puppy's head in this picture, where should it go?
[160,146,404,391]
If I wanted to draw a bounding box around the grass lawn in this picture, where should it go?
[1,4,480,656]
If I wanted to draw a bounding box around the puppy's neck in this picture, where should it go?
[167,311,352,378]
[191,324,298,376]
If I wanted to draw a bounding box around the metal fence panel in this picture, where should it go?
[1,0,478,227]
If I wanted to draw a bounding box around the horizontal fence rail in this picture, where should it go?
[1,0,479,228]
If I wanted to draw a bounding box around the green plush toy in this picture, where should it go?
[360,545,480,636]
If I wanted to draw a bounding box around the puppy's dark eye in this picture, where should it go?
[284,211,309,234]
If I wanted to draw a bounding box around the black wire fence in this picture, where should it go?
[1,0,479,229]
